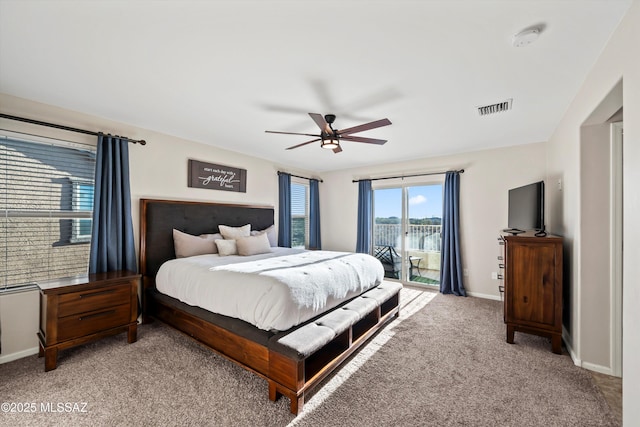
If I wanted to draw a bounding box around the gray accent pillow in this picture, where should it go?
[236,233,272,256]
[200,233,222,254]
[173,229,218,258]
[250,224,277,247]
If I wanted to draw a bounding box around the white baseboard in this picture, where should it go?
[581,361,614,376]
[561,325,612,375]
[403,281,501,301]
[562,326,581,367]
[0,346,39,364]
[466,291,501,301]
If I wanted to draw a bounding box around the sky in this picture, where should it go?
[374,185,443,218]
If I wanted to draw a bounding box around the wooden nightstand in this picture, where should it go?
[37,270,140,371]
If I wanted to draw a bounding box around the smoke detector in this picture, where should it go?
[512,27,541,47]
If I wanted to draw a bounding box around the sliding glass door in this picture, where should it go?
[405,185,442,285]
[373,183,443,285]
[373,188,403,279]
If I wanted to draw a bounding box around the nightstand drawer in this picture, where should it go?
[58,284,130,317]
[57,304,131,342]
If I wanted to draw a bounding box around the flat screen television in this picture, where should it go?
[506,181,545,234]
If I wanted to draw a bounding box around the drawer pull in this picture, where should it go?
[497,256,503,260]
[498,263,505,269]
[79,310,116,321]
[79,289,115,299]
[497,274,503,280]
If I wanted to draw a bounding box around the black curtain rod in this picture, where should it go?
[0,113,147,145]
[352,169,464,183]
[278,171,323,183]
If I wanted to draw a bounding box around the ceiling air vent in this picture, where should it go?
[477,99,512,116]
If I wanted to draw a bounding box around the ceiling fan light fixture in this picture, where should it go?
[321,138,340,150]
[266,112,391,152]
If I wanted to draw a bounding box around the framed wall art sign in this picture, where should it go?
[188,159,247,193]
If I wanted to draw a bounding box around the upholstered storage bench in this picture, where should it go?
[267,280,402,413]
[147,280,402,414]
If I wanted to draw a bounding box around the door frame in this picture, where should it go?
[372,180,444,285]
[610,121,623,377]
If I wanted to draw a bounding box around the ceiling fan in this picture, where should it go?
[265,113,391,153]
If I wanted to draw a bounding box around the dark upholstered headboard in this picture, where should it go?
[139,198,275,283]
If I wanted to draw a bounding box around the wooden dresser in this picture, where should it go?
[38,270,139,371]
[499,232,563,354]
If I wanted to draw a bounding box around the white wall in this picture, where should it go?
[579,124,611,370]
[545,1,640,423]
[319,142,547,299]
[0,290,39,364]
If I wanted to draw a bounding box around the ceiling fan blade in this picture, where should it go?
[337,118,392,135]
[260,103,312,115]
[286,138,321,150]
[265,130,320,137]
[339,135,387,145]
[333,145,343,154]
[309,113,330,133]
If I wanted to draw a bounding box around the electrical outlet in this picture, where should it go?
[557,179,562,191]
[463,268,469,276]
[491,272,498,280]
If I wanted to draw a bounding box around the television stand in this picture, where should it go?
[499,232,563,353]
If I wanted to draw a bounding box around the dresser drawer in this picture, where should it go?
[57,304,131,342]
[58,284,131,318]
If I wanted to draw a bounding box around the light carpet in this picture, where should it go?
[0,287,617,426]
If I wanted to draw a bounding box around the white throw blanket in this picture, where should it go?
[156,248,384,331]
[211,250,382,310]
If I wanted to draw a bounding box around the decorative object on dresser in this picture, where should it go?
[38,270,140,371]
[499,232,563,354]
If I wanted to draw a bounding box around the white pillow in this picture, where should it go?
[250,224,277,247]
[236,233,272,256]
[215,239,238,256]
[219,224,251,240]
[173,229,217,258]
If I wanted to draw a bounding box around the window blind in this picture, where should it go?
[0,136,96,292]
[291,182,309,249]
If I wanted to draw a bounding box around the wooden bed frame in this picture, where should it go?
[139,198,400,414]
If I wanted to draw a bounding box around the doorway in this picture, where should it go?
[579,84,623,378]
[372,183,443,285]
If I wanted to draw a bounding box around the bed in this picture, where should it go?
[139,198,401,414]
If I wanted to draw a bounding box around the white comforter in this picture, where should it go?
[155,248,384,331]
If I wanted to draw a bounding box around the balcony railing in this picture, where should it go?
[374,224,441,252]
